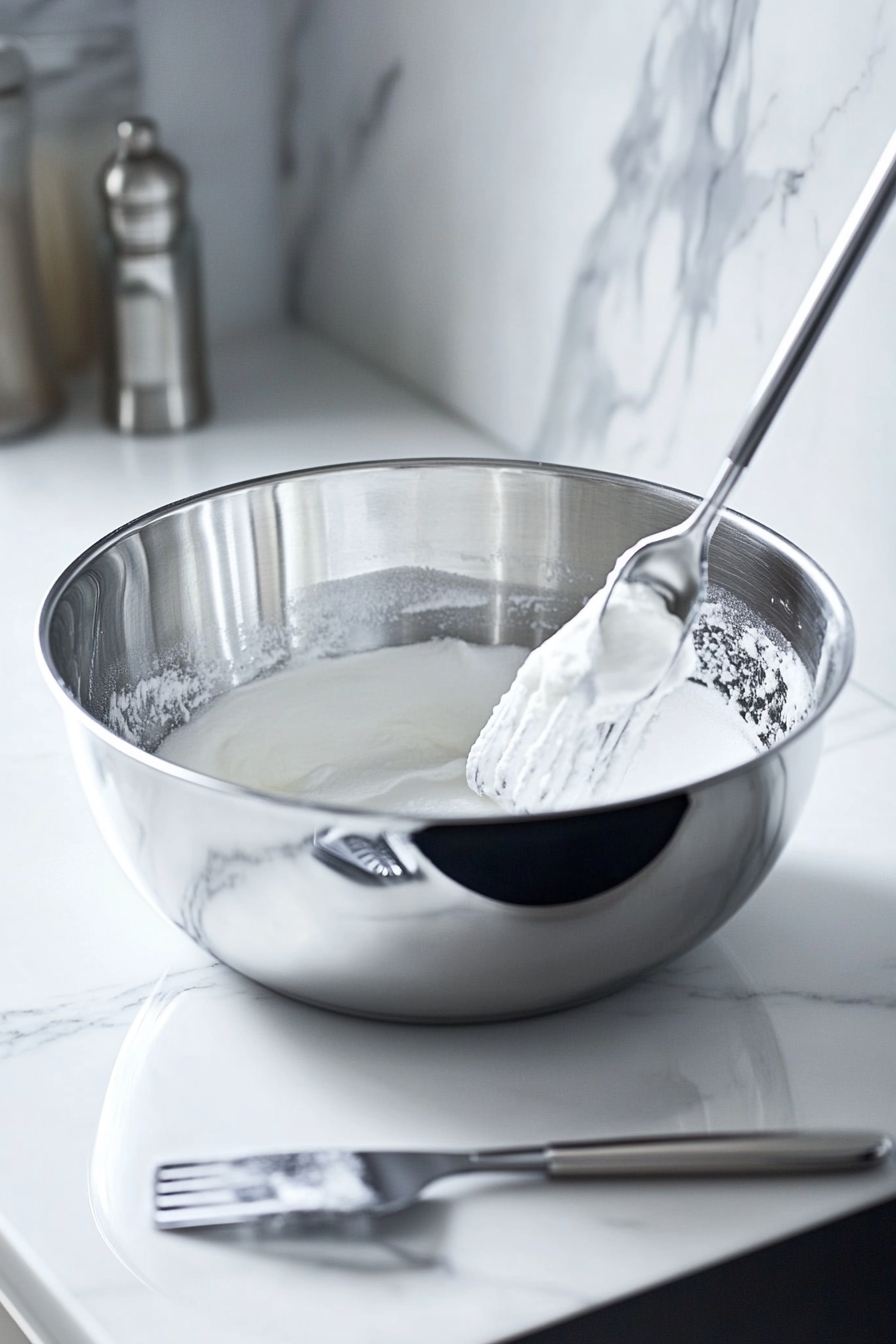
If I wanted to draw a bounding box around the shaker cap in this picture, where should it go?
[0,43,28,94]
[99,118,187,253]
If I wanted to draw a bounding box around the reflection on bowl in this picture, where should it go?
[38,460,852,1020]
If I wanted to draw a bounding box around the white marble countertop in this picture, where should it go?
[2,324,895,1344]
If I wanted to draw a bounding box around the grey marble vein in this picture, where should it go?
[276,0,322,187]
[0,965,219,1061]
[536,0,767,463]
[282,2,402,316]
[535,0,887,466]
[804,8,887,168]
[649,948,896,1011]
[772,8,887,236]
[665,982,896,1010]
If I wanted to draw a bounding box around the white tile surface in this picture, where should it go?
[1,326,895,1344]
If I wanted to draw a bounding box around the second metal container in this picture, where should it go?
[97,117,209,434]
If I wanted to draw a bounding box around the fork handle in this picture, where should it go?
[543,1130,891,1177]
[473,1130,891,1177]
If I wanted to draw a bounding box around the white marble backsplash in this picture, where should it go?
[281,0,896,701]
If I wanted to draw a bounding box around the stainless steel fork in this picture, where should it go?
[154,1130,891,1229]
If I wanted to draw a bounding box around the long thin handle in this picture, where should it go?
[473,1130,891,1177]
[545,1130,891,1176]
[697,126,896,525]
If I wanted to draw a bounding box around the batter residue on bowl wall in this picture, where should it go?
[156,607,812,818]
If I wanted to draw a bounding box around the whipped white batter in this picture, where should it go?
[157,637,764,818]
[467,578,697,812]
[523,580,694,713]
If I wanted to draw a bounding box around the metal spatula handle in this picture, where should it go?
[698,126,896,528]
[474,1130,891,1177]
[468,127,896,815]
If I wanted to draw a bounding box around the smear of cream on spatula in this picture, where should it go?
[466,578,697,813]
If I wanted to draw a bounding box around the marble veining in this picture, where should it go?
[279,0,894,466]
[277,1,896,702]
[798,8,888,185]
[664,980,896,1010]
[537,0,770,462]
[535,0,890,466]
[0,966,218,1061]
[282,0,403,316]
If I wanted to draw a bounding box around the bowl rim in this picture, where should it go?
[35,455,855,824]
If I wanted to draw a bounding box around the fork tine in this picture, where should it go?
[156,1160,275,1196]
[157,1176,238,1194]
[155,1198,289,1229]
[156,1188,239,1207]
[157,1162,242,1179]
[154,1158,279,1226]
[153,1150,387,1228]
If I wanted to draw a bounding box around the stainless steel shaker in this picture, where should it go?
[0,44,64,440]
[97,117,209,434]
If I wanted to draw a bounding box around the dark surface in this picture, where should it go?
[509,1194,896,1344]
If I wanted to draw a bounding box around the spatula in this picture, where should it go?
[468,127,896,814]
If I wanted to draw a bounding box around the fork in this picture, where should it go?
[154,1130,891,1228]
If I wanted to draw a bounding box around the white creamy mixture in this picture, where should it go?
[157,636,765,817]
[521,580,693,712]
[467,579,696,812]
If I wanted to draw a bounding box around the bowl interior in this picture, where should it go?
[43,460,853,769]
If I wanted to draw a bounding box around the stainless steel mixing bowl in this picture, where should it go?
[38,459,852,1021]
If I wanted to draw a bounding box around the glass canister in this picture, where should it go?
[0,43,64,439]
